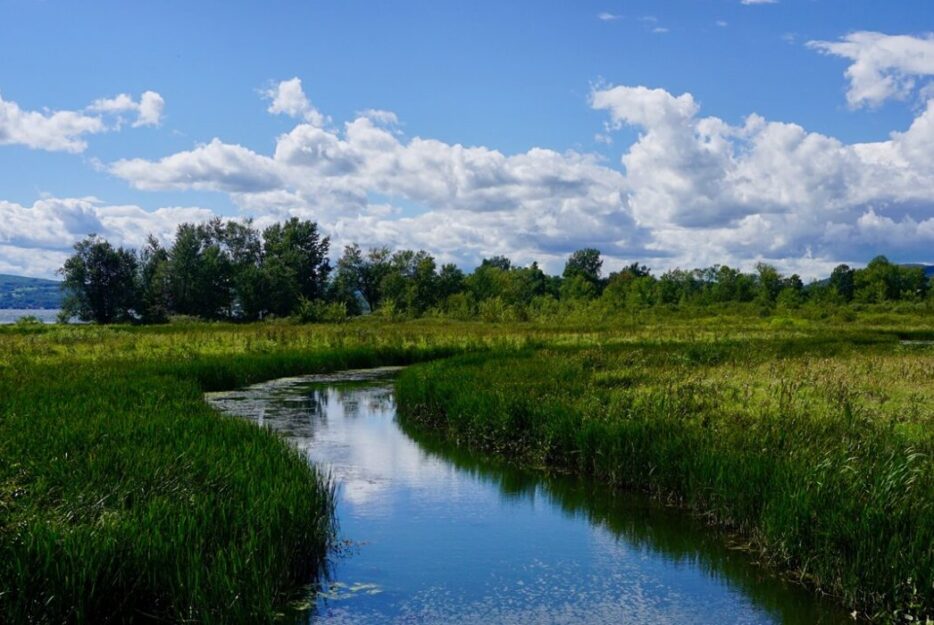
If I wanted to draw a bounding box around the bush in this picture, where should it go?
[296,298,348,323]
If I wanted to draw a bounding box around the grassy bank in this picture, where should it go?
[0,320,528,623]
[396,325,934,621]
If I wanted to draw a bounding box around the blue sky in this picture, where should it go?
[2,0,934,278]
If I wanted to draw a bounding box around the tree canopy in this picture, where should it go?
[59,220,933,324]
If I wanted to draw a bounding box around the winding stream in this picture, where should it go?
[207,368,851,625]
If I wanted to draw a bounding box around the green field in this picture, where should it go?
[0,312,932,622]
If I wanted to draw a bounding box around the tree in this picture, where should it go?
[331,244,391,313]
[60,235,139,324]
[656,269,700,305]
[563,248,603,290]
[479,256,512,271]
[854,256,900,303]
[898,265,929,301]
[262,218,331,302]
[138,235,171,323]
[436,263,466,300]
[755,262,782,303]
[829,264,855,302]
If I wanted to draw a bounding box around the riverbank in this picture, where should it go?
[395,328,934,621]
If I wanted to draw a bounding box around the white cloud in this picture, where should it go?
[0,197,215,277]
[741,0,778,4]
[653,27,669,34]
[89,90,165,127]
[807,32,934,108]
[597,12,621,21]
[0,95,105,152]
[74,71,934,279]
[136,91,166,127]
[263,77,326,126]
[111,138,284,192]
[0,90,165,153]
[589,79,934,272]
[716,20,728,28]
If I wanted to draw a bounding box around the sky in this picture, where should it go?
[1,0,934,279]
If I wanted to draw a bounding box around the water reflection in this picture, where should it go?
[207,369,851,625]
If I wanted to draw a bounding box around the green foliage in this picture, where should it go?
[562,248,603,289]
[13,314,43,326]
[262,217,331,308]
[396,321,934,621]
[60,235,140,323]
[0,320,520,623]
[57,223,933,328]
[296,298,348,324]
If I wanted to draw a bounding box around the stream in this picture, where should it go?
[206,368,851,625]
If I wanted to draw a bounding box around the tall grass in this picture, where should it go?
[1,313,931,621]
[396,335,934,621]
[0,320,524,623]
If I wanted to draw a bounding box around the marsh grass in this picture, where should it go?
[1,313,932,622]
[396,330,934,621]
[0,320,529,623]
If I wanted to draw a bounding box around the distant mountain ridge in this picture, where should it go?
[901,264,934,279]
[0,274,63,309]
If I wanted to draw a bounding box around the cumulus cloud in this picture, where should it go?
[589,78,934,270]
[111,138,284,192]
[89,90,165,127]
[0,95,105,152]
[88,68,934,278]
[263,77,326,126]
[0,90,165,153]
[597,12,621,21]
[0,197,215,277]
[741,0,777,4]
[807,32,934,108]
[109,79,644,272]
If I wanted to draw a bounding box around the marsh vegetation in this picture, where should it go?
[0,312,931,622]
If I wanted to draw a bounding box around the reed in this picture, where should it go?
[396,332,934,621]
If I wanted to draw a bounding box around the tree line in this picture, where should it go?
[59,217,932,324]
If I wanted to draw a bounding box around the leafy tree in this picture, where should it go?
[436,263,466,301]
[560,274,598,301]
[656,269,700,305]
[376,249,439,315]
[167,223,208,317]
[854,256,900,303]
[138,235,171,323]
[563,248,603,290]
[829,264,855,302]
[897,265,928,301]
[755,262,783,303]
[479,256,512,271]
[60,235,139,324]
[331,244,392,313]
[262,218,331,307]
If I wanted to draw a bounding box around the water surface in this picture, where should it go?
[207,369,851,625]
[0,308,60,323]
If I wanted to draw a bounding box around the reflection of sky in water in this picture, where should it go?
[207,370,850,625]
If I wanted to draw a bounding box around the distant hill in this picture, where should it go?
[902,264,934,279]
[0,274,63,309]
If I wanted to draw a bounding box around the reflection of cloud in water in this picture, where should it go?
[208,369,850,625]
[312,556,753,625]
[206,369,475,516]
[310,386,480,517]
